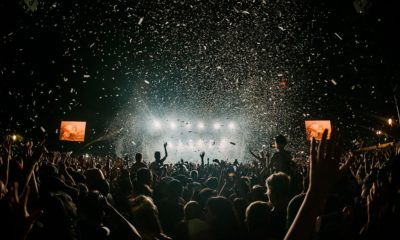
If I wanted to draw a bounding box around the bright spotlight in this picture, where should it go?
[154,120,161,129]
[12,134,17,141]
[388,118,393,126]
[197,122,205,129]
[213,123,221,130]
[228,122,235,129]
[170,122,177,129]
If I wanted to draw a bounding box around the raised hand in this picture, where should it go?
[164,142,168,148]
[249,149,267,166]
[200,151,205,159]
[8,182,43,240]
[285,129,353,240]
[308,129,352,195]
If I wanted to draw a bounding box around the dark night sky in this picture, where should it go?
[1,0,399,154]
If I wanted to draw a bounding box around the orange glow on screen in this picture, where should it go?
[305,120,332,141]
[59,121,86,142]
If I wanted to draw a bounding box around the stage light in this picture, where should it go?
[213,123,221,130]
[197,122,205,129]
[228,122,235,129]
[388,118,393,126]
[376,130,382,135]
[12,134,17,141]
[153,120,161,129]
[170,122,177,129]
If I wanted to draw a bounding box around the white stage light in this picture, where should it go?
[170,122,177,129]
[228,122,235,129]
[154,120,161,129]
[197,122,205,129]
[213,123,221,130]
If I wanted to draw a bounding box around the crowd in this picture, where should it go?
[0,130,399,240]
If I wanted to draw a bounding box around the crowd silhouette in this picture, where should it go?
[1,130,399,240]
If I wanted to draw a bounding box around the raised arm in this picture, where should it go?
[160,142,168,162]
[284,129,352,240]
[249,149,261,161]
[200,151,205,167]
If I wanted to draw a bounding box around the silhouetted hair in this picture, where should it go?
[266,172,291,197]
[275,135,287,146]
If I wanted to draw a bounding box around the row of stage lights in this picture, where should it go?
[163,139,234,149]
[152,120,237,130]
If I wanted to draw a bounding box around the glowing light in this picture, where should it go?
[228,122,235,129]
[388,118,393,126]
[12,134,17,141]
[197,122,205,129]
[376,130,382,135]
[213,123,221,130]
[154,120,161,129]
[170,122,177,129]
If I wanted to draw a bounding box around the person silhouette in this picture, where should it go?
[270,135,293,175]
[149,142,168,176]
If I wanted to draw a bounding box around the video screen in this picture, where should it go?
[59,121,86,142]
[305,120,331,141]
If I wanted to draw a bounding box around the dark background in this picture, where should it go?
[1,0,399,155]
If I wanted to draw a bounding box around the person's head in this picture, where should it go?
[196,188,217,208]
[130,195,163,234]
[205,177,218,190]
[135,153,143,163]
[154,151,161,161]
[167,179,183,198]
[275,135,287,150]
[190,170,199,180]
[85,168,106,192]
[205,197,239,238]
[184,201,203,220]
[78,190,107,225]
[136,168,152,186]
[245,201,272,235]
[266,172,291,209]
